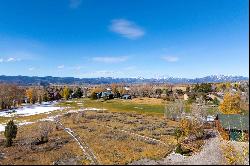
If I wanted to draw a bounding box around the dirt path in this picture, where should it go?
[55,120,100,165]
[130,132,225,165]
[95,123,169,147]
[162,136,224,165]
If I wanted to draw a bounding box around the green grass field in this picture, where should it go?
[57,98,166,115]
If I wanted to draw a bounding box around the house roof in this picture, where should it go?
[122,94,131,97]
[217,114,249,131]
[98,91,113,97]
[124,87,130,91]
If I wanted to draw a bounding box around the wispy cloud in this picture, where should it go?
[162,56,179,62]
[109,19,145,39]
[28,67,35,71]
[69,0,82,9]
[92,56,128,63]
[7,57,16,62]
[57,65,65,69]
[0,57,21,62]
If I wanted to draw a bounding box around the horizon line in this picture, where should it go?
[0,74,249,80]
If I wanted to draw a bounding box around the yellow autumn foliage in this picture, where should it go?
[219,93,241,114]
[91,87,104,93]
[63,86,70,100]
[26,88,35,103]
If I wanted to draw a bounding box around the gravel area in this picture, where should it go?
[130,133,226,165]
[130,131,250,165]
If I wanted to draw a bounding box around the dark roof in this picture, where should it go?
[122,94,131,97]
[98,91,113,97]
[217,114,249,131]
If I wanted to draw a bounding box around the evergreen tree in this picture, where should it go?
[4,120,17,147]
[75,88,83,98]
[213,97,220,105]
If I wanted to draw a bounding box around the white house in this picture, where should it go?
[183,93,189,101]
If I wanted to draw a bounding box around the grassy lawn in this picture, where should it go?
[57,98,166,116]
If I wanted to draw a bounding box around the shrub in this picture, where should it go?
[212,97,220,105]
[39,122,53,143]
[179,118,204,139]
[4,120,18,147]
[90,92,98,100]
[174,128,183,143]
[175,143,192,155]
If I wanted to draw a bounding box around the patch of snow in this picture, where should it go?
[18,122,34,126]
[84,108,107,111]
[0,121,35,132]
[0,105,60,117]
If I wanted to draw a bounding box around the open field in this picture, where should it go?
[59,109,178,164]
[0,121,84,165]
[0,98,179,165]
[57,98,167,116]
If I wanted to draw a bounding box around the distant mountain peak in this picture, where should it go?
[0,74,248,85]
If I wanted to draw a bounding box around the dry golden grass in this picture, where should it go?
[127,97,166,105]
[0,98,179,165]
[0,121,83,165]
[59,110,177,164]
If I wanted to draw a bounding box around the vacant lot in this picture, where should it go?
[0,98,178,165]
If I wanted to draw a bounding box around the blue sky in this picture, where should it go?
[0,0,249,78]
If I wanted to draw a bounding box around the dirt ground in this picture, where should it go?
[0,108,178,165]
[129,132,249,165]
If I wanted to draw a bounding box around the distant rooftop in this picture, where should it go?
[217,114,249,131]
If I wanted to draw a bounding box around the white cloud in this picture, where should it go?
[92,56,128,63]
[69,0,82,9]
[7,57,15,62]
[109,19,145,39]
[28,67,35,71]
[57,65,65,69]
[162,56,179,62]
[0,57,20,62]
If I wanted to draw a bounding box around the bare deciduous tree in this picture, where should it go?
[165,99,184,121]
[39,121,53,143]
[0,84,25,109]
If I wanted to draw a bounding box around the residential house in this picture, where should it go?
[183,93,189,101]
[97,91,114,100]
[215,114,249,141]
[122,94,132,100]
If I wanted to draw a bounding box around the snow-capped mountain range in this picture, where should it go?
[0,75,248,85]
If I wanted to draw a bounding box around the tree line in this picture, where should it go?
[0,84,84,110]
